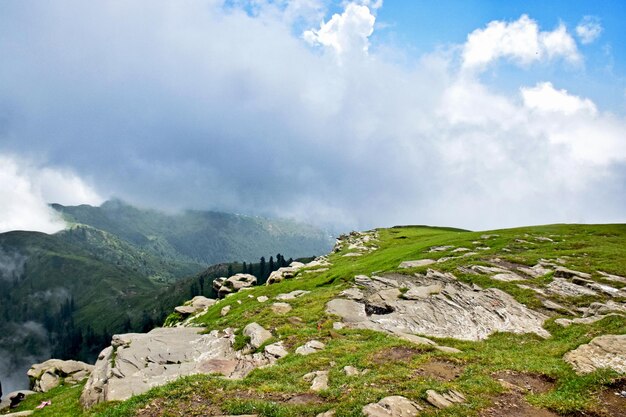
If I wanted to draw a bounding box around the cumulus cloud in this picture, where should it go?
[576,16,602,44]
[462,14,580,71]
[0,2,624,232]
[521,82,597,115]
[0,155,103,233]
[303,2,375,56]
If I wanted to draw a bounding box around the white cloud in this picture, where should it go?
[303,2,375,56]
[521,82,597,115]
[576,16,602,44]
[462,14,580,71]
[0,155,103,234]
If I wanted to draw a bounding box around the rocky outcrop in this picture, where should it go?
[27,359,93,392]
[174,295,216,316]
[327,270,549,341]
[362,396,422,416]
[80,327,279,407]
[563,334,626,374]
[213,274,257,298]
[333,230,379,255]
[266,257,331,285]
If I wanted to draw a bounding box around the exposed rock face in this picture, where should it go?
[213,274,257,298]
[328,270,549,341]
[80,327,278,407]
[27,359,93,392]
[563,334,626,374]
[333,231,379,255]
[546,278,598,297]
[362,395,422,416]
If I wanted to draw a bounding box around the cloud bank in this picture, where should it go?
[0,1,624,232]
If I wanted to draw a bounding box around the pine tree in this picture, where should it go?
[259,257,266,279]
[269,256,274,272]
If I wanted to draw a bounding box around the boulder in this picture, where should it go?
[303,370,329,391]
[214,274,257,298]
[563,334,626,374]
[243,323,272,349]
[257,296,268,303]
[27,359,94,392]
[362,396,422,416]
[267,266,300,285]
[271,302,292,314]
[333,271,549,341]
[80,327,279,407]
[264,341,289,358]
[295,340,325,355]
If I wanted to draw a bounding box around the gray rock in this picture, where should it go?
[28,359,94,392]
[257,296,268,303]
[425,390,465,409]
[0,391,36,412]
[174,305,198,315]
[340,287,364,301]
[597,271,626,284]
[491,273,525,282]
[190,295,216,310]
[332,271,549,341]
[517,264,552,278]
[80,327,278,407]
[315,411,336,417]
[303,370,329,391]
[546,278,597,297]
[344,365,360,376]
[564,334,626,374]
[555,314,622,327]
[362,395,422,416]
[402,284,442,299]
[267,266,301,285]
[276,290,310,300]
[554,266,592,280]
[429,245,455,252]
[326,299,367,323]
[295,340,325,355]
[221,305,231,316]
[264,342,289,358]
[243,323,272,349]
[271,302,292,314]
[399,259,435,268]
[2,411,34,417]
[215,274,257,298]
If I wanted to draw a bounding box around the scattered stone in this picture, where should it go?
[303,370,329,391]
[587,282,625,297]
[243,323,272,349]
[326,299,367,323]
[174,305,199,315]
[517,264,552,278]
[399,259,436,268]
[264,342,289,358]
[491,273,525,282]
[316,411,336,417]
[475,246,490,251]
[28,359,94,392]
[213,274,257,298]
[541,299,574,315]
[340,287,364,301]
[481,234,499,239]
[564,334,626,374]
[343,365,360,376]
[535,236,554,242]
[425,389,466,409]
[271,303,292,314]
[583,301,626,316]
[452,247,470,253]
[295,340,325,355]
[343,252,363,257]
[80,327,280,407]
[276,290,310,300]
[598,271,626,284]
[546,278,598,297]
[257,296,268,303]
[429,245,454,252]
[221,305,231,316]
[266,266,299,285]
[471,265,509,275]
[362,395,422,416]
[554,267,592,280]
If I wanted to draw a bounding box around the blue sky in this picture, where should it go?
[0,0,625,233]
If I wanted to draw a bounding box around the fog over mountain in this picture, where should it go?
[0,1,625,233]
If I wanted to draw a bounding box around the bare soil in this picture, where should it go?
[480,371,558,417]
[413,359,464,382]
[369,346,425,365]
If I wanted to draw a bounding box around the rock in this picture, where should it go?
[190,295,216,310]
[276,290,310,300]
[332,271,549,341]
[257,296,268,303]
[175,305,198,315]
[295,340,325,355]
[215,274,257,298]
[535,236,554,242]
[470,265,509,275]
[27,359,94,392]
[546,278,597,297]
[243,323,272,349]
[326,299,367,323]
[264,342,289,358]
[343,252,362,257]
[340,287,364,301]
[554,266,592,280]
[303,370,329,391]
[80,327,279,407]
[541,299,574,315]
[491,273,525,282]
[597,271,626,284]
[271,302,292,314]
[429,245,455,252]
[343,365,361,376]
[0,391,36,412]
[399,259,435,268]
[425,390,465,409]
[221,305,231,316]
[584,301,626,316]
[3,412,34,417]
[452,247,470,253]
[587,282,625,297]
[517,264,552,278]
[362,395,422,416]
[402,284,442,299]
[316,411,336,417]
[212,277,226,292]
[555,314,622,327]
[267,266,301,285]
[564,334,626,374]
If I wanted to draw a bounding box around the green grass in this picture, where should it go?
[7,224,625,417]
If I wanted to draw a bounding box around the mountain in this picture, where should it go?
[0,201,333,394]
[52,199,333,272]
[7,223,626,416]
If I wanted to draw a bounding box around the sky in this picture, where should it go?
[0,0,625,233]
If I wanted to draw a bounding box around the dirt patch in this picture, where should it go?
[596,378,626,417]
[413,359,464,382]
[135,395,222,417]
[370,346,425,365]
[287,393,324,404]
[480,371,558,417]
[493,370,556,394]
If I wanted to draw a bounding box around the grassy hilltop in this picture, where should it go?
[6,224,626,417]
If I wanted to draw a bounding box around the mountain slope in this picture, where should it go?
[52,200,334,267]
[9,223,625,417]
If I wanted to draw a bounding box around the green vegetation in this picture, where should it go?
[3,224,625,416]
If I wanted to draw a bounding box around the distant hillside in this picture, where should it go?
[52,200,333,269]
